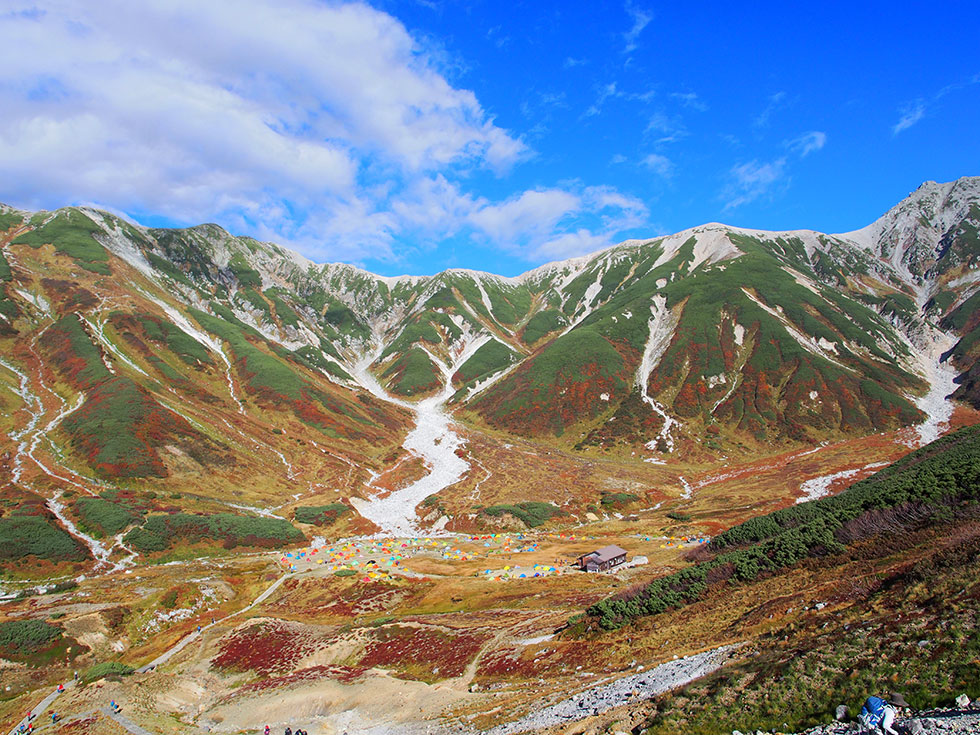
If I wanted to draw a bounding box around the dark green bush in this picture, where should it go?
[82,661,134,683]
[482,502,568,528]
[124,512,304,552]
[0,619,62,653]
[294,504,349,526]
[585,424,980,630]
[73,497,144,536]
[602,493,641,507]
[0,515,88,562]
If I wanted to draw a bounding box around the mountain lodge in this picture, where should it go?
[577,544,627,572]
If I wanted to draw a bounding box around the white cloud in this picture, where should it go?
[892,100,926,135]
[891,74,980,137]
[671,92,707,111]
[788,131,827,157]
[642,153,673,178]
[464,185,648,261]
[468,189,581,245]
[535,230,612,260]
[753,91,786,128]
[623,3,653,55]
[723,158,787,210]
[584,82,621,118]
[0,0,654,270]
[0,0,531,264]
[645,111,687,143]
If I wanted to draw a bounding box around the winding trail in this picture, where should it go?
[136,572,294,673]
[8,572,294,735]
[6,681,76,735]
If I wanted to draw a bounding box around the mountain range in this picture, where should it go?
[1,177,978,545]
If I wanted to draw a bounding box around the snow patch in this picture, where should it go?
[741,288,853,372]
[345,343,472,537]
[817,337,838,353]
[636,296,681,454]
[907,328,959,447]
[561,269,605,334]
[14,289,53,318]
[796,462,888,504]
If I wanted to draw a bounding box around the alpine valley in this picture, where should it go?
[1,178,979,735]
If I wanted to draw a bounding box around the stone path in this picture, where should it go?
[103,707,155,735]
[11,573,293,735]
[136,572,293,673]
[6,682,72,735]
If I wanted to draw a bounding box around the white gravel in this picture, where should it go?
[487,644,740,735]
[910,330,959,448]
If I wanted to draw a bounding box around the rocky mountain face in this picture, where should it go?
[0,179,980,467]
[0,178,977,496]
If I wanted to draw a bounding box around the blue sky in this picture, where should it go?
[1,1,978,277]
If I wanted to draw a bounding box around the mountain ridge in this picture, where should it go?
[1,176,978,545]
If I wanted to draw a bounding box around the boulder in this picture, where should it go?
[956,694,971,709]
[835,704,848,721]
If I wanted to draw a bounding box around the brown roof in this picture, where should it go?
[588,545,627,562]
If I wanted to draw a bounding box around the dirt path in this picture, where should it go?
[136,572,294,673]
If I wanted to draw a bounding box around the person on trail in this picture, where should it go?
[859,692,909,733]
[264,726,270,735]
[284,727,292,735]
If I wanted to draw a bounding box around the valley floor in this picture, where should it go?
[3,408,979,735]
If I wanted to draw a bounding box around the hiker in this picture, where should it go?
[859,692,909,733]
[58,683,64,692]
[284,727,292,735]
[51,712,58,724]
[264,726,270,735]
